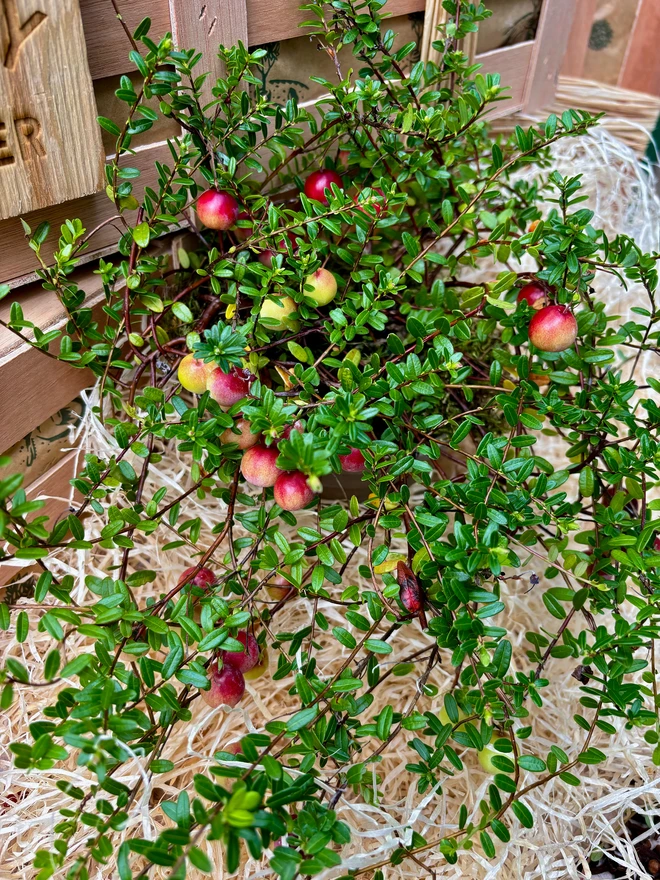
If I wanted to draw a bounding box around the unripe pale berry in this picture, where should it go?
[202,661,245,708]
[243,645,269,680]
[178,355,214,394]
[196,189,240,231]
[221,418,260,450]
[206,367,251,407]
[260,295,298,330]
[338,448,366,473]
[304,169,343,205]
[477,743,502,774]
[241,445,283,488]
[222,631,259,673]
[273,470,315,511]
[438,705,468,731]
[304,268,338,306]
[265,572,294,601]
[517,281,549,310]
[528,304,578,352]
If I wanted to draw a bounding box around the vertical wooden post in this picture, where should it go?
[0,0,104,220]
[523,0,576,112]
[168,0,249,107]
[619,0,660,96]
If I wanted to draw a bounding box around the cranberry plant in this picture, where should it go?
[1,1,660,877]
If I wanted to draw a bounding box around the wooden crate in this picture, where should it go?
[1,0,575,290]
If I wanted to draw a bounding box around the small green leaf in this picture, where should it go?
[97,116,121,136]
[511,800,534,828]
[579,466,594,497]
[364,639,393,654]
[16,611,28,643]
[287,705,318,731]
[172,302,194,324]
[132,222,150,248]
[517,754,546,773]
[189,847,213,873]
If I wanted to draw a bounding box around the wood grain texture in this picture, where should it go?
[0,141,170,288]
[0,323,94,453]
[169,0,248,107]
[94,71,181,154]
[80,0,171,81]
[0,450,81,586]
[0,0,104,219]
[478,42,534,119]
[246,0,425,47]
[523,0,576,112]
[561,0,596,78]
[420,0,448,67]
[0,271,104,450]
[619,0,660,96]
[80,0,423,79]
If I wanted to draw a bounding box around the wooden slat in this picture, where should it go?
[80,0,172,81]
[420,1,477,69]
[0,272,104,451]
[561,0,597,79]
[619,0,660,96]
[0,141,171,288]
[94,72,181,154]
[169,0,249,106]
[80,0,425,81]
[0,451,81,587]
[523,0,575,112]
[0,335,90,458]
[0,0,104,220]
[246,0,425,47]
[473,42,534,120]
[80,0,426,79]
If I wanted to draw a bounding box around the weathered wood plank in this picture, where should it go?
[478,42,534,119]
[169,0,249,106]
[619,0,660,95]
[523,0,575,112]
[246,0,425,47]
[0,451,81,586]
[0,272,102,451]
[0,141,170,288]
[79,0,424,80]
[80,0,172,81]
[0,0,104,219]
